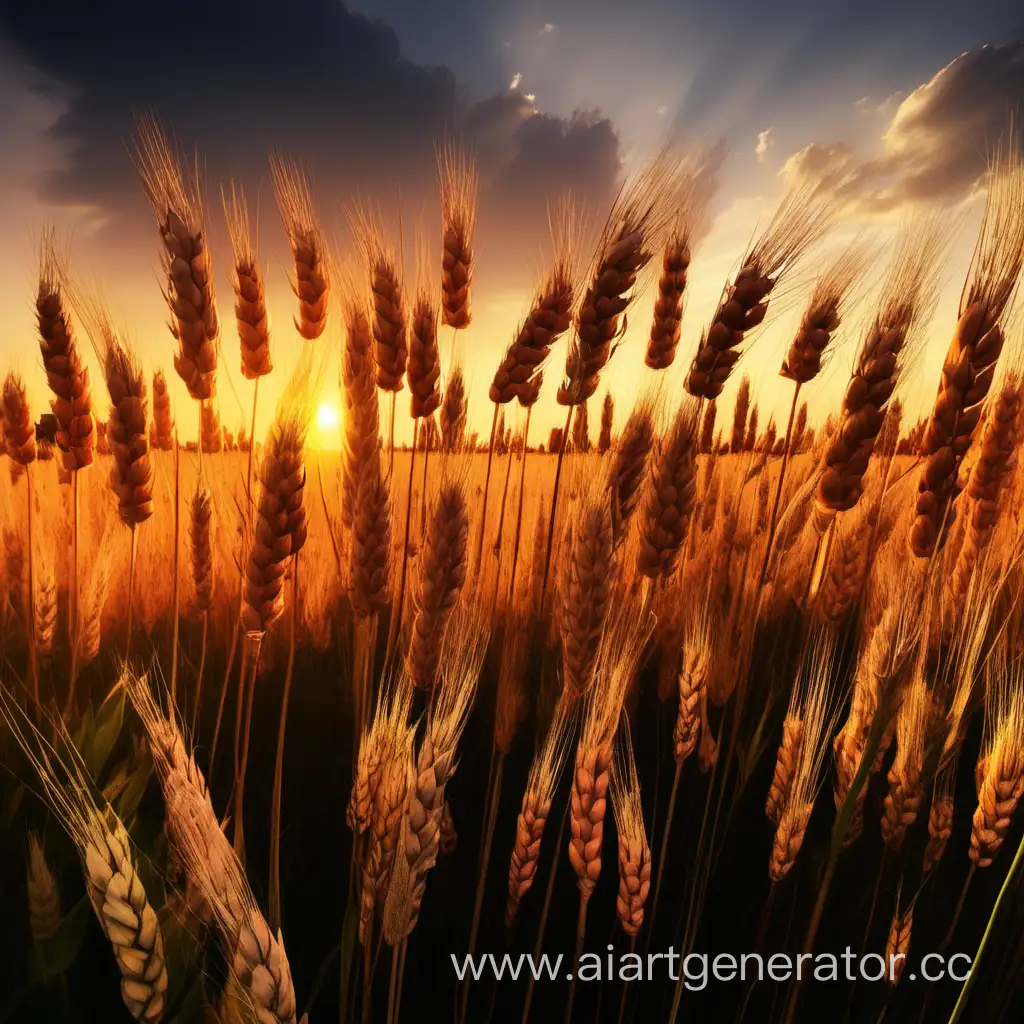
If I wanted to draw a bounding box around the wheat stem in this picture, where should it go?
[393,420,419,636]
[755,382,800,595]
[507,408,533,607]
[234,635,262,859]
[210,584,242,774]
[947,839,1024,1023]
[67,468,80,713]
[247,377,260,524]
[522,801,569,1023]
[460,754,504,1024]
[170,431,181,702]
[647,757,683,941]
[474,404,501,576]
[193,611,208,735]
[540,404,575,608]
[270,553,300,932]
[125,526,138,670]
[563,896,588,1024]
[25,467,38,702]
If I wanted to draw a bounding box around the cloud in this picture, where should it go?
[780,41,1024,214]
[0,0,621,275]
[780,141,855,188]
[509,72,523,90]
[539,22,558,35]
[755,128,773,162]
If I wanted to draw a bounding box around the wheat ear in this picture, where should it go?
[270,154,329,340]
[408,477,469,692]
[637,401,699,578]
[687,185,832,399]
[437,140,478,330]
[136,114,219,402]
[0,690,168,1021]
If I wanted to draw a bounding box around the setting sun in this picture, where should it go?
[317,402,340,433]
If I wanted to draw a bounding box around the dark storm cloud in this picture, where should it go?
[0,0,622,264]
[781,41,1024,214]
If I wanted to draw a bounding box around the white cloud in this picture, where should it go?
[755,128,773,163]
[509,72,522,90]
[539,22,558,35]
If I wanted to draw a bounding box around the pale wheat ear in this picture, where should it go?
[970,656,1024,868]
[0,686,168,1022]
[120,670,299,1024]
[768,628,839,882]
[506,698,572,926]
[610,719,651,937]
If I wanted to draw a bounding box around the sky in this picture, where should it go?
[0,0,1022,449]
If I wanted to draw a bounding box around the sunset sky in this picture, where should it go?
[1,0,1022,449]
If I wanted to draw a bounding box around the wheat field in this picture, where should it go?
[2,123,1024,1024]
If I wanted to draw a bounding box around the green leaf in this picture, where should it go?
[2,784,25,829]
[30,897,92,979]
[84,684,125,781]
[116,758,153,825]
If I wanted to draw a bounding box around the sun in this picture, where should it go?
[317,403,340,432]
